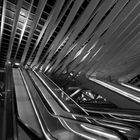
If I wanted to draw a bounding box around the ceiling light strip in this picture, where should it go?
[68,41,98,73]
[28,0,70,67]
[73,46,103,75]
[105,30,140,66]
[90,15,140,74]
[64,0,129,75]
[33,0,73,69]
[41,0,99,71]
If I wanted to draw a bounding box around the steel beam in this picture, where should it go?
[83,2,140,75]
[88,15,140,76]
[71,0,140,76]
[57,0,129,74]
[41,0,100,71]
[30,0,66,68]
[20,0,47,64]
[50,0,116,73]
[6,0,23,62]
[40,0,84,71]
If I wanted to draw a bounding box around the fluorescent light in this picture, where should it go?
[20,11,25,16]
[70,73,73,76]
[15,62,20,66]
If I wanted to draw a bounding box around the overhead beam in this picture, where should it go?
[35,0,73,69]
[41,0,100,71]
[6,0,23,62]
[57,0,129,74]
[28,0,69,67]
[71,0,140,76]
[50,0,117,73]
[20,0,47,65]
[88,15,140,76]
[13,0,34,60]
[83,2,140,75]
[0,0,7,52]
[40,0,84,71]
[29,0,66,68]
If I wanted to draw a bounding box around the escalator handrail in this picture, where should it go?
[20,68,57,140]
[37,70,89,114]
[25,69,135,139]
[30,69,140,127]
[21,68,128,140]
[36,70,140,119]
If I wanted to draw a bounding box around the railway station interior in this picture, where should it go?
[0,0,140,139]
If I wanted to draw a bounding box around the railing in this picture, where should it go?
[40,69,140,121]
[12,68,50,140]
[26,68,129,140]
[29,69,140,139]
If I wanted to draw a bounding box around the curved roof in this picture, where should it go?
[0,0,140,82]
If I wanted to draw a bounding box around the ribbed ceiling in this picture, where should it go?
[0,0,140,81]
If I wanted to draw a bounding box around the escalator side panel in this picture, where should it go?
[13,68,42,135]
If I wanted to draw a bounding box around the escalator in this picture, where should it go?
[13,68,42,135]
[11,67,140,140]
[35,69,140,140]
[13,68,44,139]
[24,68,128,140]
[13,68,90,140]
[30,69,128,139]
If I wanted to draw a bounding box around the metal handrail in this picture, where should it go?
[22,68,129,140]
[13,68,45,140]
[38,69,140,120]
[20,68,57,140]
[27,69,140,139]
